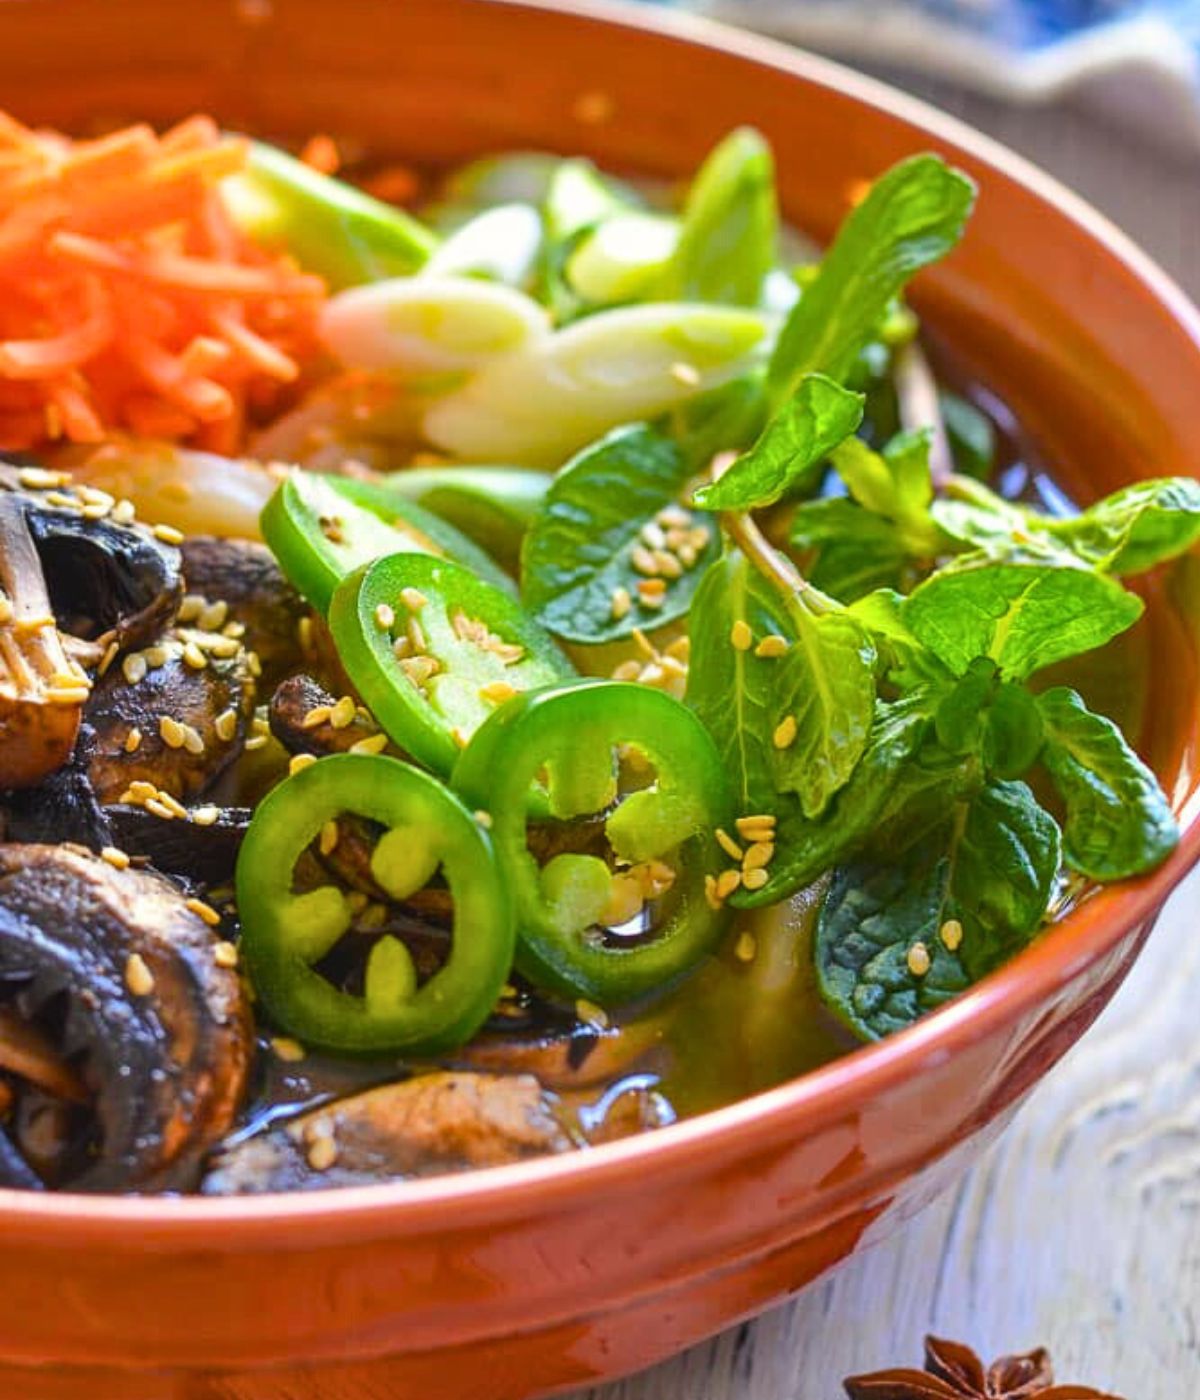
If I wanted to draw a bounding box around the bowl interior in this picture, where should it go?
[0,0,1196,1226]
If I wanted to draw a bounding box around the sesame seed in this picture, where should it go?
[307,1134,338,1172]
[715,869,742,900]
[730,619,753,651]
[111,499,136,525]
[213,941,239,969]
[657,504,691,528]
[631,628,657,659]
[47,685,91,706]
[78,485,113,509]
[198,600,229,631]
[128,781,158,801]
[715,828,744,862]
[741,867,769,891]
[940,919,964,952]
[98,640,119,676]
[222,620,246,639]
[734,930,757,963]
[289,753,318,776]
[159,716,186,749]
[451,727,470,750]
[479,680,517,706]
[400,587,427,612]
[100,846,130,870]
[664,636,690,662]
[215,709,238,743]
[349,733,388,756]
[631,545,659,577]
[742,841,774,871]
[735,813,776,838]
[207,636,241,659]
[755,635,789,659]
[180,724,205,756]
[329,695,356,729]
[182,642,208,671]
[186,897,222,927]
[158,791,189,820]
[319,819,340,856]
[474,809,493,829]
[192,805,220,826]
[246,650,262,678]
[19,466,67,490]
[177,595,204,623]
[244,734,269,751]
[122,653,147,685]
[907,942,932,977]
[44,490,79,510]
[704,874,722,910]
[575,998,609,1029]
[640,521,667,550]
[610,586,632,620]
[406,617,427,653]
[125,953,155,996]
[773,715,798,749]
[144,644,171,670]
[153,523,185,545]
[677,543,698,569]
[636,578,666,607]
[655,551,684,579]
[611,660,642,682]
[301,704,332,729]
[669,360,700,387]
[270,1036,306,1063]
[374,602,395,631]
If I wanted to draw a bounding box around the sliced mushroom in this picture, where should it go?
[268,673,382,757]
[105,803,252,886]
[202,1071,572,1194]
[179,536,312,691]
[0,464,183,788]
[0,843,251,1191]
[82,642,255,804]
[0,735,113,850]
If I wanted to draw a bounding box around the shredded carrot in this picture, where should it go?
[0,113,326,452]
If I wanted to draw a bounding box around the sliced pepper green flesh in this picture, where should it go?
[236,753,513,1054]
[260,469,511,613]
[328,553,573,778]
[452,679,733,1006]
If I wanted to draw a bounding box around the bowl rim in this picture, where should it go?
[3,0,1199,1235]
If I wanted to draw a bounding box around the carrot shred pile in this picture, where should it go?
[0,113,326,454]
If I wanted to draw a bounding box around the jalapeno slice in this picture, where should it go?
[236,753,513,1054]
[329,552,573,778]
[452,679,732,1005]
[260,469,512,614]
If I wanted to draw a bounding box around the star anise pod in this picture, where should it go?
[843,1335,1126,1399]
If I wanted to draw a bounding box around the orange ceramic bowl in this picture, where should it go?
[1,1,1199,1396]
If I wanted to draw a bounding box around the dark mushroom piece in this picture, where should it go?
[268,673,383,758]
[202,1071,573,1194]
[179,536,313,691]
[0,843,252,1192]
[0,463,183,789]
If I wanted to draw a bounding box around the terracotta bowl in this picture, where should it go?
[1,1,1198,1396]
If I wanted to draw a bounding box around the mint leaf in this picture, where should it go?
[1037,686,1178,879]
[768,609,876,818]
[791,497,914,601]
[684,550,788,815]
[657,127,778,307]
[767,154,976,404]
[1043,477,1200,575]
[902,554,1143,680]
[520,424,718,643]
[933,658,1043,779]
[693,373,863,511]
[816,776,1059,1038]
[954,778,1060,978]
[816,852,970,1040]
[940,391,995,479]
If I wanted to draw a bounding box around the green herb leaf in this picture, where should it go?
[940,392,995,479]
[768,609,876,818]
[816,851,970,1040]
[1043,477,1200,575]
[520,424,718,643]
[693,373,863,511]
[790,496,914,601]
[816,776,1059,1038]
[902,554,1144,680]
[656,127,778,307]
[1037,686,1178,879]
[767,154,976,404]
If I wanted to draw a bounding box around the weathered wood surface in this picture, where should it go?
[579,82,1200,1400]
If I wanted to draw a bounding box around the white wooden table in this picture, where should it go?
[580,78,1200,1400]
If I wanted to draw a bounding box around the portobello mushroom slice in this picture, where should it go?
[179,536,313,691]
[0,843,251,1192]
[0,464,183,788]
[202,1071,572,1194]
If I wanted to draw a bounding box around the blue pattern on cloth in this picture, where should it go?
[642,1,1200,150]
